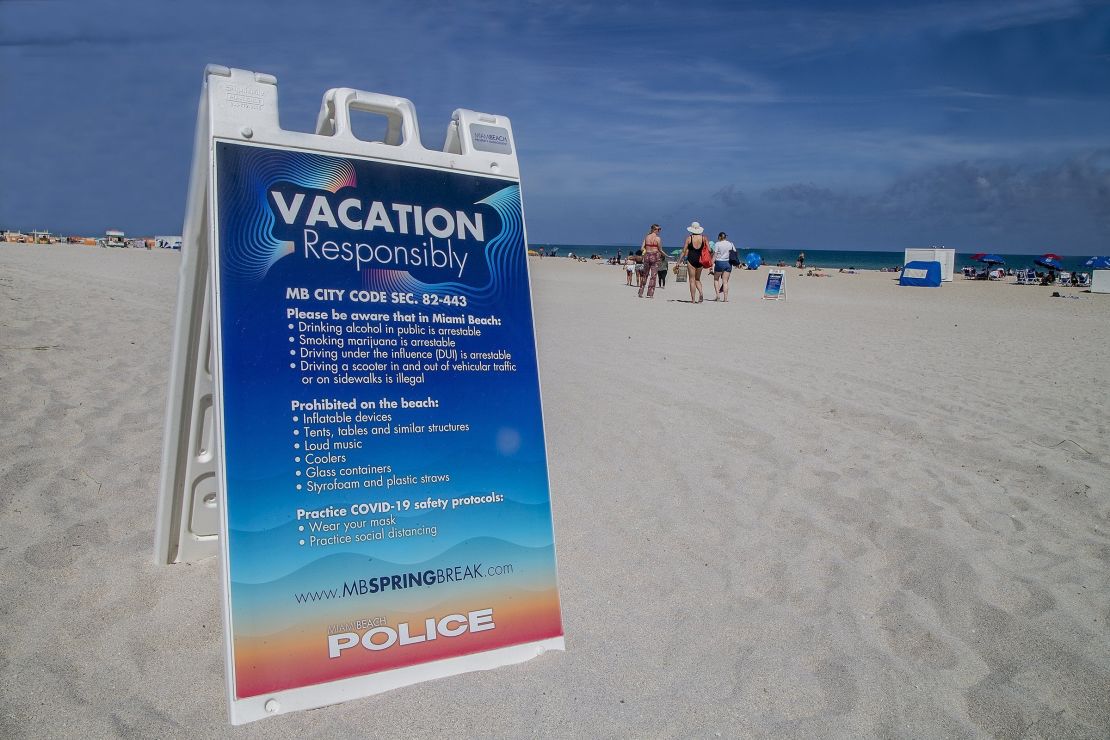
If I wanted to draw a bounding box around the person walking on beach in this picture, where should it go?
[796,251,806,269]
[638,224,664,298]
[683,221,710,303]
[711,231,735,301]
[657,250,668,289]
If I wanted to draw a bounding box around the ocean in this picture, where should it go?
[531,245,1099,274]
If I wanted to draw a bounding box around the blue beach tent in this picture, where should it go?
[899,260,942,287]
[744,252,762,269]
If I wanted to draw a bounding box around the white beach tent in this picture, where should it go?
[1091,271,1110,293]
[904,247,955,282]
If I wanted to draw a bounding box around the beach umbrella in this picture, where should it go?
[972,253,1004,278]
[670,248,683,256]
[1040,253,1063,261]
[744,252,762,269]
[1084,256,1110,269]
[1034,255,1063,270]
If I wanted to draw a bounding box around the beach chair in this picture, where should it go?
[1058,273,1072,287]
[962,266,976,279]
[1016,269,1036,285]
[1077,273,1090,287]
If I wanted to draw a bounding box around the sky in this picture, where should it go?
[1,0,1108,253]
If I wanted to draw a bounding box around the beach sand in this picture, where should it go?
[1,243,1107,738]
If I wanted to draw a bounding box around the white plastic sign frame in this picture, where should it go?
[762,269,787,300]
[155,66,563,725]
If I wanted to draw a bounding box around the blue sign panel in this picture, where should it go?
[210,141,563,700]
[763,269,785,299]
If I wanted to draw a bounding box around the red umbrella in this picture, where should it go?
[971,252,986,260]
[1040,252,1063,261]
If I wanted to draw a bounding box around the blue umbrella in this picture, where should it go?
[1084,256,1110,269]
[1034,256,1063,270]
[744,252,762,269]
[976,253,1005,265]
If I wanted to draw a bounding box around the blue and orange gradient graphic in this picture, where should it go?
[218,147,356,281]
[212,141,562,699]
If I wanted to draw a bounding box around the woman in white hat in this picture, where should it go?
[682,221,710,303]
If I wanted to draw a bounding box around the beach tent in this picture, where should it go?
[1092,271,1110,294]
[899,260,942,287]
[904,248,954,281]
[744,252,762,269]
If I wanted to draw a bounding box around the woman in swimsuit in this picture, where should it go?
[638,224,664,298]
[683,221,709,303]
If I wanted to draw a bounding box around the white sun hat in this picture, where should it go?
[686,221,704,234]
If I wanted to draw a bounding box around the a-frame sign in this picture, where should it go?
[155,66,563,724]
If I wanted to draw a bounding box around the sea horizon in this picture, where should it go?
[529,244,1101,273]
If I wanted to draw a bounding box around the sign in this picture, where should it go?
[156,67,563,724]
[763,269,786,300]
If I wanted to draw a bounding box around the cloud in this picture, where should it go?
[753,149,1110,248]
[712,184,748,209]
[764,182,853,212]
[724,0,1089,59]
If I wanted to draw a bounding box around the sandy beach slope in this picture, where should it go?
[0,243,1107,738]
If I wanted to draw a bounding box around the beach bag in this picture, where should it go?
[699,243,712,268]
[728,248,739,267]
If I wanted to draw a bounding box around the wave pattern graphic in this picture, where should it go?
[220,148,356,282]
[361,185,524,302]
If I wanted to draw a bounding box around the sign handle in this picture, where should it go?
[314,88,422,147]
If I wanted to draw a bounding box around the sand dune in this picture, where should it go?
[0,244,1107,737]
